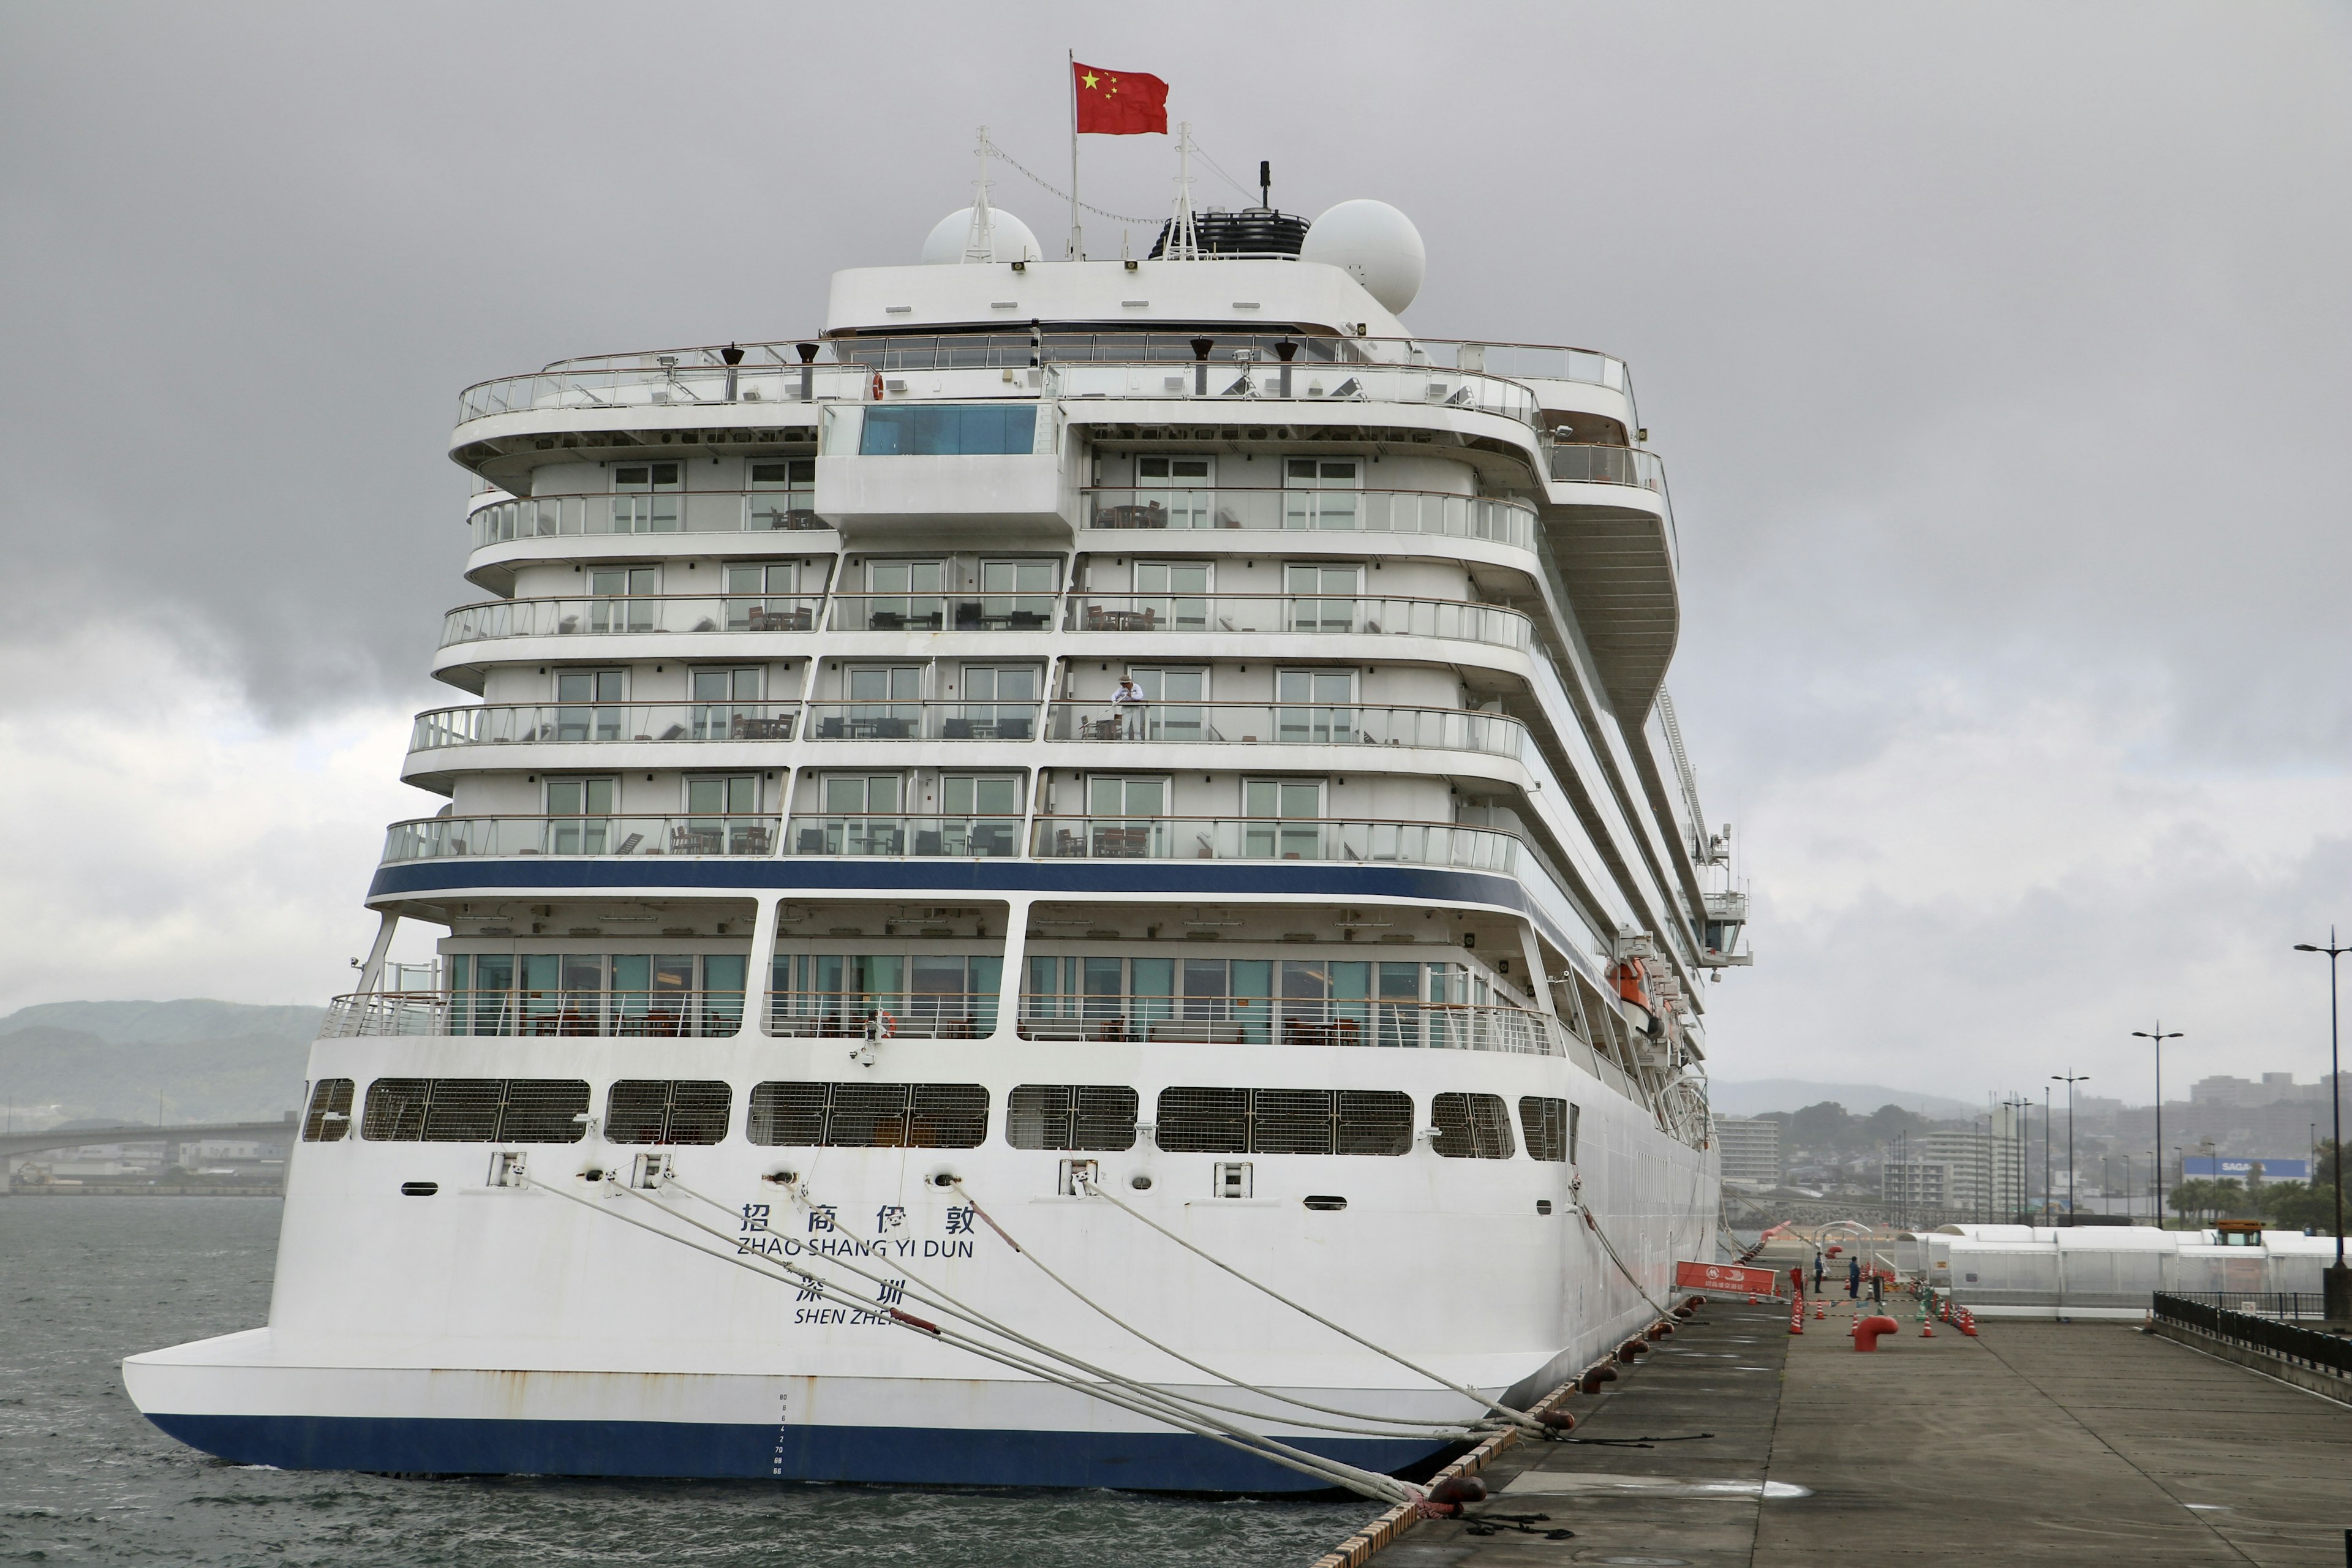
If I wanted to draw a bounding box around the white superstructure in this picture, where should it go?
[127,188,1750,1489]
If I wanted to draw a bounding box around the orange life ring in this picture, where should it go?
[875,1011,897,1038]
[870,370,885,400]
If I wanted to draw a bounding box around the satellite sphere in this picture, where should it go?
[1300,200,1427,314]
[921,206,1041,265]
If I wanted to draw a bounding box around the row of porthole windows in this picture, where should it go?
[302,1078,1579,1162]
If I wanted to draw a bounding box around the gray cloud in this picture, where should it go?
[3,3,2346,1090]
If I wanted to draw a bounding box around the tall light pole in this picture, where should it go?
[2291,930,2348,1321]
[2043,1085,2052,1226]
[2052,1073,2089,1227]
[2123,1152,2134,1224]
[2003,1096,2032,1223]
[2134,1023,2183,1229]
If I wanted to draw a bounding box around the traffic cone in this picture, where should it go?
[1920,1321,1936,1336]
[1814,1306,1825,1319]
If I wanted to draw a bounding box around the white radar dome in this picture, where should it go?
[921,205,1041,265]
[1299,199,1427,314]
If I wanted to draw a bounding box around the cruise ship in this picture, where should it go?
[126,170,1751,1492]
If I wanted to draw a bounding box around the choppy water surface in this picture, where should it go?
[0,1199,1368,1566]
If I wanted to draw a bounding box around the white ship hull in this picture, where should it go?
[130,1033,1714,1487]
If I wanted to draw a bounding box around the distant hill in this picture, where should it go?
[0,1000,323,1126]
[1709,1079,1978,1120]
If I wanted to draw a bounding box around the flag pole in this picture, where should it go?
[1067,49,1082,259]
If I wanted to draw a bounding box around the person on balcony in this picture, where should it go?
[1110,676,1145,739]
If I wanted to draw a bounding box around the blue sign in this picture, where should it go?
[2182,1156,2309,1181]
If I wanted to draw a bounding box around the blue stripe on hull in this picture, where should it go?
[143,1411,1447,1491]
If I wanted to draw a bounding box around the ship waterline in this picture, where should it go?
[130,184,1746,1491]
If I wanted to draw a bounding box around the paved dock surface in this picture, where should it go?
[1361,1248,2351,1567]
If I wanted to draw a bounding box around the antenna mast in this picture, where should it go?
[1166,121,1201,260]
[963,127,998,264]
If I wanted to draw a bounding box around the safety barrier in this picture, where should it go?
[2152,1292,2352,1379]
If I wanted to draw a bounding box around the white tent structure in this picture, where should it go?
[1910,1225,2339,1319]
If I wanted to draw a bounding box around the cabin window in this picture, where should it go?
[859,404,1038,456]
[605,1080,733,1146]
[1154,1086,1413,1156]
[1519,1096,1570,1163]
[1006,1085,1140,1151]
[1432,1092,1517,1159]
[360,1078,589,1144]
[745,1082,989,1147]
[301,1079,355,1142]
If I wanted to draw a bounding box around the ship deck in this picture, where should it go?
[1315,1239,2352,1567]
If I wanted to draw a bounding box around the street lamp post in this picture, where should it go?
[2043,1085,2052,1227]
[2123,1153,2134,1224]
[2002,1096,2032,1224]
[2134,1023,2184,1229]
[2291,929,2349,1322]
[2052,1073,2089,1227]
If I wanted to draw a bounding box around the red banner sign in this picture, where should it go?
[1675,1261,1784,1296]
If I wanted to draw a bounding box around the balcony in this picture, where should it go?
[382,814,779,863]
[1041,702,1526,759]
[1081,486,1534,548]
[410,704,797,752]
[826,594,1058,633]
[472,490,827,549]
[323,989,745,1039]
[781,815,1024,858]
[440,594,823,649]
[1016,993,1567,1055]
[802,703,1038,742]
[767,991,998,1040]
[1547,443,1666,492]
[1063,592,1532,651]
[1028,816,1520,872]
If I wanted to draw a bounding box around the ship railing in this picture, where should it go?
[801,703,1039,742]
[471,490,826,548]
[1015,995,1569,1056]
[462,334,1626,410]
[439,594,826,648]
[522,334,1630,385]
[780,815,1025,858]
[1547,443,1667,492]
[382,814,779,863]
[322,989,746,1039]
[1042,702,1527,759]
[1051,359,1540,428]
[456,359,873,423]
[1063,592,1533,650]
[825,594,1060,634]
[410,703,797,751]
[765,991,999,1040]
[1081,485,1535,548]
[1027,816,1521,872]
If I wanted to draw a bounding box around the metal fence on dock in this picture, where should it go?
[2152,1292,2352,1378]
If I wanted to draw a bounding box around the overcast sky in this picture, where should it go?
[3,2,2346,1107]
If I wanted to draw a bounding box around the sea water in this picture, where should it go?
[0,1199,1367,1566]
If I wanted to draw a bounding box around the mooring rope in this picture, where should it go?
[1574,1194,1675,1321]
[664,1176,1482,1446]
[950,1180,1501,1437]
[529,1173,1419,1504]
[1080,1178,1550,1437]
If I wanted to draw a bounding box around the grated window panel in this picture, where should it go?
[1156,1087,1250,1153]
[420,1079,504,1143]
[1519,1096,1569,1162]
[302,1078,355,1142]
[1007,1084,1076,1150]
[1071,1085,1140,1150]
[665,1080,733,1145]
[497,1080,590,1142]
[1250,1089,1335,1155]
[361,1078,429,1142]
[829,1082,913,1146]
[605,1081,674,1144]
[748,1082,829,1146]
[908,1084,989,1148]
[1433,1092,1516,1159]
[1334,1091,1414,1155]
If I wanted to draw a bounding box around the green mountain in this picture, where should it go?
[0,1000,324,1126]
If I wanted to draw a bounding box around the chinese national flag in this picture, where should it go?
[1073,62,1169,135]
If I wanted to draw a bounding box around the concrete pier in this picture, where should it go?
[1325,1245,2352,1566]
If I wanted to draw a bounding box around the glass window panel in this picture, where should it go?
[611,954,650,993]
[1131,959,1174,997]
[1281,960,1329,1000]
[560,954,603,992]
[1331,962,1371,1000]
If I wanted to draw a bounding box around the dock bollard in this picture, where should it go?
[1853,1315,1901,1352]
